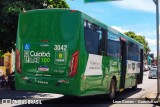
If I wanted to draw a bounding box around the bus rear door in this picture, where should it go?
[120,37,127,89]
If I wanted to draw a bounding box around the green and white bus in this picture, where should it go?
[15,9,143,99]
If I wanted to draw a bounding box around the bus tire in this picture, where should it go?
[108,79,116,99]
[132,79,137,91]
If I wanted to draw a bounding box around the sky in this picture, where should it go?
[66,0,157,57]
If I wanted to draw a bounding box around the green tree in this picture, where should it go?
[0,0,69,53]
[124,31,150,55]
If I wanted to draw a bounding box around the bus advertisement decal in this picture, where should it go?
[127,60,140,73]
[84,54,103,76]
[24,44,30,50]
[38,66,49,71]
[24,50,51,63]
[54,51,67,65]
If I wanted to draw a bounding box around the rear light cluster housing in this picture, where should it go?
[69,51,79,77]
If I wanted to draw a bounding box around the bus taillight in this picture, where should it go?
[69,51,79,77]
[71,10,77,12]
[16,49,21,73]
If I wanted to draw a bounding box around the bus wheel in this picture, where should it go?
[108,79,116,99]
[132,79,137,91]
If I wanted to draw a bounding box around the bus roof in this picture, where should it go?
[21,9,143,48]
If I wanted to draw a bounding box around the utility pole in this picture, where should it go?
[153,0,160,94]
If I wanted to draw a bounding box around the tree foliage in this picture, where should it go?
[124,31,150,54]
[0,0,69,53]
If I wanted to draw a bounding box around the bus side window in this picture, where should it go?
[84,20,101,55]
[106,31,120,58]
[99,29,107,55]
[84,27,100,54]
[128,42,140,61]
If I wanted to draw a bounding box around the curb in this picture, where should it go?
[145,91,160,105]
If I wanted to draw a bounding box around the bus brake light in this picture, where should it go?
[71,10,77,12]
[42,40,49,42]
[16,49,21,73]
[69,51,79,77]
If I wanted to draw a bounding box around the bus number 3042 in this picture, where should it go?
[54,45,67,51]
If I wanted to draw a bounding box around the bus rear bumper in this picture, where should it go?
[15,74,80,96]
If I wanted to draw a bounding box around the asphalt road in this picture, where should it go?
[109,71,158,107]
[1,71,159,107]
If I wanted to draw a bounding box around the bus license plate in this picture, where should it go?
[38,66,49,71]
